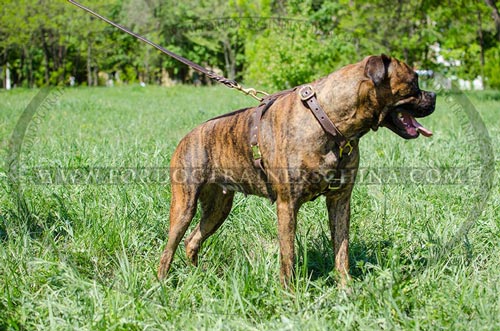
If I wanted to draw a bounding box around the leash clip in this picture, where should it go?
[339,141,353,159]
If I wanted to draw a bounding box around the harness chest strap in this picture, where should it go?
[250,87,298,170]
[250,97,276,171]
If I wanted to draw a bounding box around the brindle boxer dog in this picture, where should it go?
[157,54,436,287]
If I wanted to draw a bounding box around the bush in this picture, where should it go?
[484,45,500,90]
[244,24,357,91]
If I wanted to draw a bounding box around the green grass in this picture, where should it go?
[0,85,499,330]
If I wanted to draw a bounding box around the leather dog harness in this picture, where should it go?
[251,85,353,191]
[251,85,352,166]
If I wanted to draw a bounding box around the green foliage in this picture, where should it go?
[0,0,499,89]
[245,24,357,89]
[485,45,500,88]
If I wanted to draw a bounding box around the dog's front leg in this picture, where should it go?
[276,196,300,288]
[326,186,354,287]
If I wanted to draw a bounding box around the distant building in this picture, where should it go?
[430,43,484,91]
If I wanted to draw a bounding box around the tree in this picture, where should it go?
[484,0,500,41]
[0,0,499,89]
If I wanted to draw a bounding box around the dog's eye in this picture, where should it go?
[405,91,419,98]
[403,86,420,98]
[400,79,420,98]
[399,89,417,98]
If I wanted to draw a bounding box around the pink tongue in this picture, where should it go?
[410,116,433,137]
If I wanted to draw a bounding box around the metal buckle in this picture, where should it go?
[251,144,262,160]
[328,181,342,190]
[299,85,315,101]
[339,141,353,159]
[327,171,345,191]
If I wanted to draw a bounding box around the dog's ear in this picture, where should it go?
[365,54,391,86]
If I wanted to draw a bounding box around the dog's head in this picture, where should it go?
[364,54,436,139]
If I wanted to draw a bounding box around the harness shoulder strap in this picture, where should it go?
[298,85,348,149]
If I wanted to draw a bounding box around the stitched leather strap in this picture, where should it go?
[299,85,348,149]
[250,98,276,171]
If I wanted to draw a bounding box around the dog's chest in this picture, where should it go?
[297,149,341,185]
[300,144,359,193]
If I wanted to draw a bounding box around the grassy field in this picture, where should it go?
[0,85,499,330]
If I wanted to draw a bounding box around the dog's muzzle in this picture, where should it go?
[378,91,436,139]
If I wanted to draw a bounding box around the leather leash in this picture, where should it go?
[67,0,268,101]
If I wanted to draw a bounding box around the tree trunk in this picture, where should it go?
[25,47,34,88]
[93,66,98,87]
[223,38,236,81]
[476,9,486,89]
[41,30,51,85]
[2,48,7,89]
[58,45,66,84]
[478,9,485,81]
[20,48,26,87]
[87,37,92,87]
[145,48,150,84]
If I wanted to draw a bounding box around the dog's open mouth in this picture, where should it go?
[381,110,433,139]
[392,111,433,137]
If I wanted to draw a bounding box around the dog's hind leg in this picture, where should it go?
[184,184,235,266]
[157,183,199,279]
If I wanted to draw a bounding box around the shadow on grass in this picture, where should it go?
[296,235,436,283]
[5,194,45,240]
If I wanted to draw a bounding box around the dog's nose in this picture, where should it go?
[423,91,436,105]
